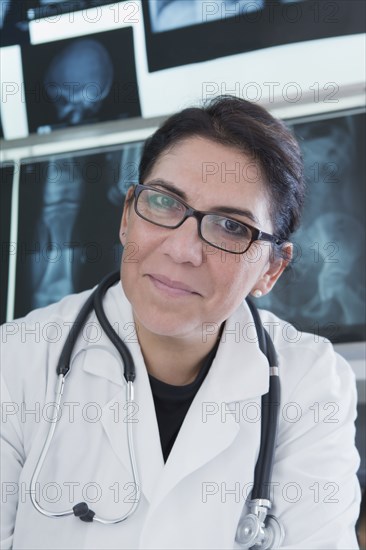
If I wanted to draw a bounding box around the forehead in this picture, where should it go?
[146,136,272,229]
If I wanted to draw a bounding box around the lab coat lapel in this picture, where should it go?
[96,365,164,504]
[150,301,269,509]
[80,283,164,503]
[79,284,269,509]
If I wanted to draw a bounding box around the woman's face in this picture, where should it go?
[120,136,288,339]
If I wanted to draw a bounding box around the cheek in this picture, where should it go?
[219,266,248,305]
[120,221,160,284]
[203,257,240,304]
[212,253,266,302]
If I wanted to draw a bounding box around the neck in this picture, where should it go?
[133,317,222,386]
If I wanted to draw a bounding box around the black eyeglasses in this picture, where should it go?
[133,184,284,254]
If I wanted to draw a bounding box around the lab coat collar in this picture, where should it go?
[204,300,270,403]
[78,282,165,502]
[147,301,269,510]
[79,280,136,387]
[79,282,269,402]
[77,282,269,505]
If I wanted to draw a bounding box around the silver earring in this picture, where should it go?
[252,289,262,298]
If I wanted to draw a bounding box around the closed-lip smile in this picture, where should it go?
[147,274,200,296]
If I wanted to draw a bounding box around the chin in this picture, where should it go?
[135,304,199,338]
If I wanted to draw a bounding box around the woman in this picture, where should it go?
[1,96,361,549]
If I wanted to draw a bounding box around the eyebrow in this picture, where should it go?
[145,179,260,225]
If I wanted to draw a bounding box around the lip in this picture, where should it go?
[147,274,200,297]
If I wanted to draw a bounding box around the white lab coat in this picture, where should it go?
[0,282,361,549]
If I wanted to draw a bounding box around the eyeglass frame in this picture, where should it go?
[132,183,285,255]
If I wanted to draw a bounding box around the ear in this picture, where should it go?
[119,186,135,246]
[252,242,292,297]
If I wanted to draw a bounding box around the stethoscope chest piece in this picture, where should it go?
[235,513,263,548]
[235,508,285,549]
[259,515,285,550]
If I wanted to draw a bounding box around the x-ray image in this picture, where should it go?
[144,0,363,72]
[148,0,309,33]
[0,1,132,47]
[43,39,114,126]
[149,0,265,33]
[0,0,31,46]
[259,112,365,342]
[26,0,121,21]
[1,163,14,324]
[14,142,143,318]
[22,27,141,134]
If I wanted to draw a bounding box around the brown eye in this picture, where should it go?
[217,217,251,238]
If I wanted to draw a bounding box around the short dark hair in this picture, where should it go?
[139,95,305,242]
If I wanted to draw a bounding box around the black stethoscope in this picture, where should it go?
[30,271,284,549]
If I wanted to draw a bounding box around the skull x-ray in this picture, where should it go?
[43,39,114,126]
[14,142,143,318]
[259,112,365,342]
[22,27,141,134]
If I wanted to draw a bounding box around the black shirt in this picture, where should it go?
[148,336,222,462]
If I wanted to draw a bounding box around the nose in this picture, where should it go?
[159,217,204,267]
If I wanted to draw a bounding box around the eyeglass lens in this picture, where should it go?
[136,187,253,253]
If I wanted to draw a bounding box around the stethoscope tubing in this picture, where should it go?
[31,272,141,523]
[30,375,71,518]
[246,299,280,502]
[30,377,141,523]
[93,271,135,383]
